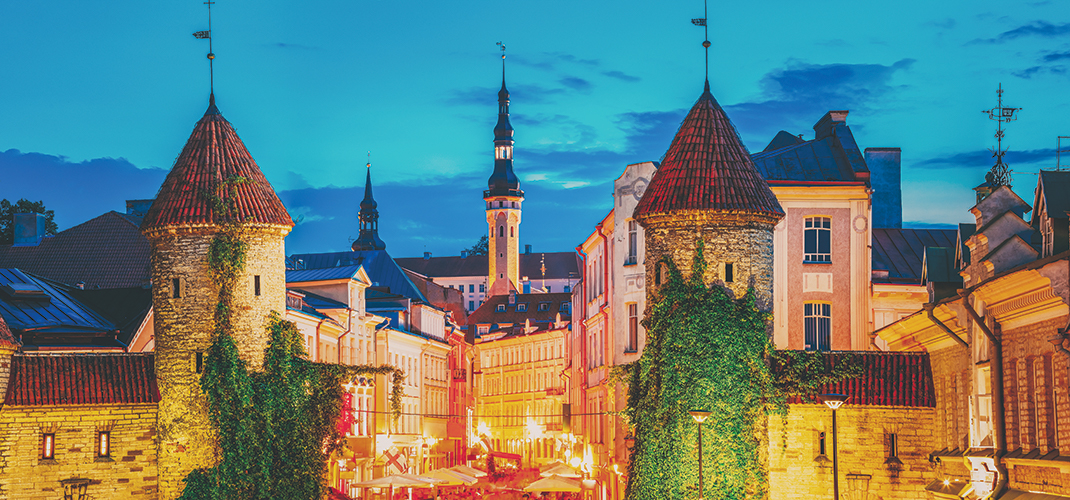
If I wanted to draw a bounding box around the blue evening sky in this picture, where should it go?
[2,0,1068,257]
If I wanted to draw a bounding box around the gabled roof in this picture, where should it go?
[403,269,468,326]
[141,95,293,232]
[287,264,364,283]
[0,315,16,349]
[0,211,151,289]
[751,112,870,184]
[778,351,935,408]
[1032,170,1070,226]
[871,229,958,284]
[467,292,571,336]
[634,84,783,222]
[395,252,580,281]
[5,353,160,406]
[289,250,427,303]
[0,269,117,341]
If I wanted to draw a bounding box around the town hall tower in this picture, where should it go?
[485,53,523,294]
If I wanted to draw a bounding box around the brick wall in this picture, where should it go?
[928,345,972,451]
[1001,316,1070,454]
[0,403,158,499]
[643,214,775,311]
[768,404,935,500]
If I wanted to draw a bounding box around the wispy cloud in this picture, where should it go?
[1043,51,1070,62]
[602,70,641,82]
[915,148,1053,169]
[559,76,592,91]
[970,21,1070,43]
[724,59,915,145]
[271,42,317,50]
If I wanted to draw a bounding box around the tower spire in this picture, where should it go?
[485,43,524,295]
[353,154,387,251]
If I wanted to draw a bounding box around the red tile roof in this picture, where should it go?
[0,315,15,349]
[779,351,935,408]
[5,353,160,406]
[141,95,293,232]
[0,211,151,289]
[634,84,784,221]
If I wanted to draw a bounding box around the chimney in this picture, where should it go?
[508,290,517,304]
[461,250,468,258]
[125,199,154,218]
[13,213,47,247]
[523,280,531,294]
[423,252,432,260]
[525,244,532,254]
[813,111,849,141]
[865,147,903,229]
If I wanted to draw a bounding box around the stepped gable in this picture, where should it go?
[141,95,293,232]
[635,84,783,222]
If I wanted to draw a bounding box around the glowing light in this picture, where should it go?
[943,479,951,486]
[98,432,110,457]
[569,456,582,468]
[477,422,491,436]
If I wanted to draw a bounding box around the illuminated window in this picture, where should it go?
[97,431,111,458]
[804,302,831,351]
[42,433,55,460]
[804,217,832,263]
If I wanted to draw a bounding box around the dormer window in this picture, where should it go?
[516,303,527,312]
[496,304,507,313]
[538,302,550,312]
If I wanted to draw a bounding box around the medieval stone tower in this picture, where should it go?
[141,94,293,500]
[485,56,523,295]
[634,81,784,311]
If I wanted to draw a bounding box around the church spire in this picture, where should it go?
[352,159,387,251]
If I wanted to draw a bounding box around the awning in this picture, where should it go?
[999,490,1070,500]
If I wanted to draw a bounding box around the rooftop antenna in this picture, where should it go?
[983,83,1021,187]
[691,0,710,89]
[192,1,216,95]
[1057,137,1070,171]
[496,41,506,80]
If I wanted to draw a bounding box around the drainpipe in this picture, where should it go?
[962,295,1007,499]
[337,306,354,364]
[923,304,968,348]
[575,244,588,455]
[596,222,612,469]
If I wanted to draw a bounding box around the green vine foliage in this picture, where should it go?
[624,240,777,500]
[623,240,867,500]
[180,214,405,498]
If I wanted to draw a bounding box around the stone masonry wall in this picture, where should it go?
[1001,315,1070,454]
[768,404,935,500]
[928,345,972,452]
[0,403,158,499]
[643,215,775,311]
[149,226,287,500]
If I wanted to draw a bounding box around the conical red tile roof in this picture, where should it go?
[141,95,293,232]
[634,84,784,222]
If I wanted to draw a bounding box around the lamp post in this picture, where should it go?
[819,394,849,500]
[688,410,712,500]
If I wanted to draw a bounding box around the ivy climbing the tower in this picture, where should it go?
[180,177,404,499]
[623,240,861,500]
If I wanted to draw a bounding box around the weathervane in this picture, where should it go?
[192,1,216,94]
[496,41,506,79]
[367,151,372,169]
[691,0,710,87]
[982,83,1021,187]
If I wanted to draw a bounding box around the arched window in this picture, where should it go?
[499,226,504,237]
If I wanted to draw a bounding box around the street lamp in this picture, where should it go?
[819,394,849,500]
[688,410,712,500]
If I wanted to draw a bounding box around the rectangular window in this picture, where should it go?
[196,352,204,373]
[469,284,475,293]
[725,263,734,283]
[496,304,506,312]
[888,433,899,459]
[804,302,832,351]
[516,303,527,312]
[172,278,181,298]
[254,275,261,296]
[468,300,474,311]
[478,325,489,335]
[627,303,639,351]
[818,431,827,456]
[97,431,111,458]
[42,433,55,460]
[538,302,550,312]
[564,285,571,293]
[560,302,570,313]
[804,216,832,263]
[627,220,638,265]
[479,284,485,293]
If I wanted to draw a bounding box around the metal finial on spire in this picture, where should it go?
[691,0,710,88]
[367,151,371,169]
[193,1,216,95]
[983,83,1021,188]
[496,41,507,81]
